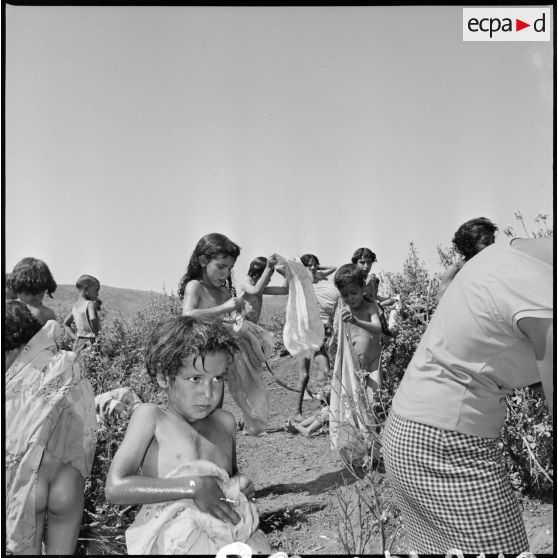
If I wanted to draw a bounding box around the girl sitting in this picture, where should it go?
[105,316,270,555]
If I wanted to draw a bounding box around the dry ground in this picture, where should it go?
[227,355,554,555]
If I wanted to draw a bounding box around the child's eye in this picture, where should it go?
[212,375,226,383]
[187,376,203,384]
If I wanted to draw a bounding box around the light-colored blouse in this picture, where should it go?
[391,239,552,438]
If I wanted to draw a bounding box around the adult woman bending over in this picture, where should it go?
[383,237,552,554]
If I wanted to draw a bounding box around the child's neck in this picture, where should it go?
[17,292,44,306]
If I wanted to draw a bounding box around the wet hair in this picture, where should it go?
[4,300,42,351]
[452,217,498,261]
[300,254,320,268]
[351,247,377,265]
[145,316,240,384]
[76,274,100,291]
[177,233,241,300]
[334,264,366,290]
[248,257,268,282]
[7,258,57,298]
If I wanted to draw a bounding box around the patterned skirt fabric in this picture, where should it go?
[382,411,528,554]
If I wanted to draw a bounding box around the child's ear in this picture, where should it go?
[156,372,169,389]
[198,255,208,267]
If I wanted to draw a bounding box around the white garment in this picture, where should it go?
[126,460,270,555]
[276,256,324,359]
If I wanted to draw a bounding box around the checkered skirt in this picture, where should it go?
[382,411,528,554]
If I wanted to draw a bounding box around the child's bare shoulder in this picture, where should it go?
[129,402,164,427]
[210,408,237,433]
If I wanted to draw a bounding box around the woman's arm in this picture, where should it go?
[518,317,553,416]
[318,265,337,277]
[436,261,463,302]
[105,405,240,523]
[182,281,243,318]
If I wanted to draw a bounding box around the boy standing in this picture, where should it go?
[333,264,382,405]
[64,275,101,353]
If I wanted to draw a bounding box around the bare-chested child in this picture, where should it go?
[8,257,57,325]
[333,264,383,403]
[64,274,101,353]
[238,255,288,324]
[105,317,270,555]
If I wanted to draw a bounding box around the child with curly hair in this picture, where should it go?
[8,257,57,325]
[105,316,270,555]
[437,217,498,301]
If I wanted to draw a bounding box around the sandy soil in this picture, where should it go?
[226,355,554,555]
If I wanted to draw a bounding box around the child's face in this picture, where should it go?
[203,255,236,288]
[162,351,228,423]
[86,282,101,301]
[339,281,365,310]
[356,257,373,276]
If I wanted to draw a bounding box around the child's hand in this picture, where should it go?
[340,307,356,324]
[224,297,245,313]
[267,254,278,268]
[236,474,255,499]
[192,476,241,525]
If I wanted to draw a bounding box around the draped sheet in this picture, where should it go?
[5,321,96,553]
[126,460,270,555]
[227,319,274,435]
[329,310,374,461]
[277,256,324,360]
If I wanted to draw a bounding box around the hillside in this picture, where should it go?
[48,285,168,322]
[48,286,289,324]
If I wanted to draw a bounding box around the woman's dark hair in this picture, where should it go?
[145,316,240,384]
[248,257,268,282]
[300,254,320,268]
[351,247,377,265]
[4,300,42,351]
[177,233,241,300]
[8,257,57,298]
[334,264,366,290]
[452,217,498,261]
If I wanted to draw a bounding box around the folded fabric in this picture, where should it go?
[276,256,324,359]
[126,460,270,555]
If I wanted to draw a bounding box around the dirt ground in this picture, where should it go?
[225,355,554,555]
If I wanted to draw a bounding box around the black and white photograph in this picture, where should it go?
[4,4,554,555]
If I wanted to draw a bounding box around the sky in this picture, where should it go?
[4,5,554,293]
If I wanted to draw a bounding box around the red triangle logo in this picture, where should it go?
[516,19,530,31]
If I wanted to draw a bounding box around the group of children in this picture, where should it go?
[4,233,399,555]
